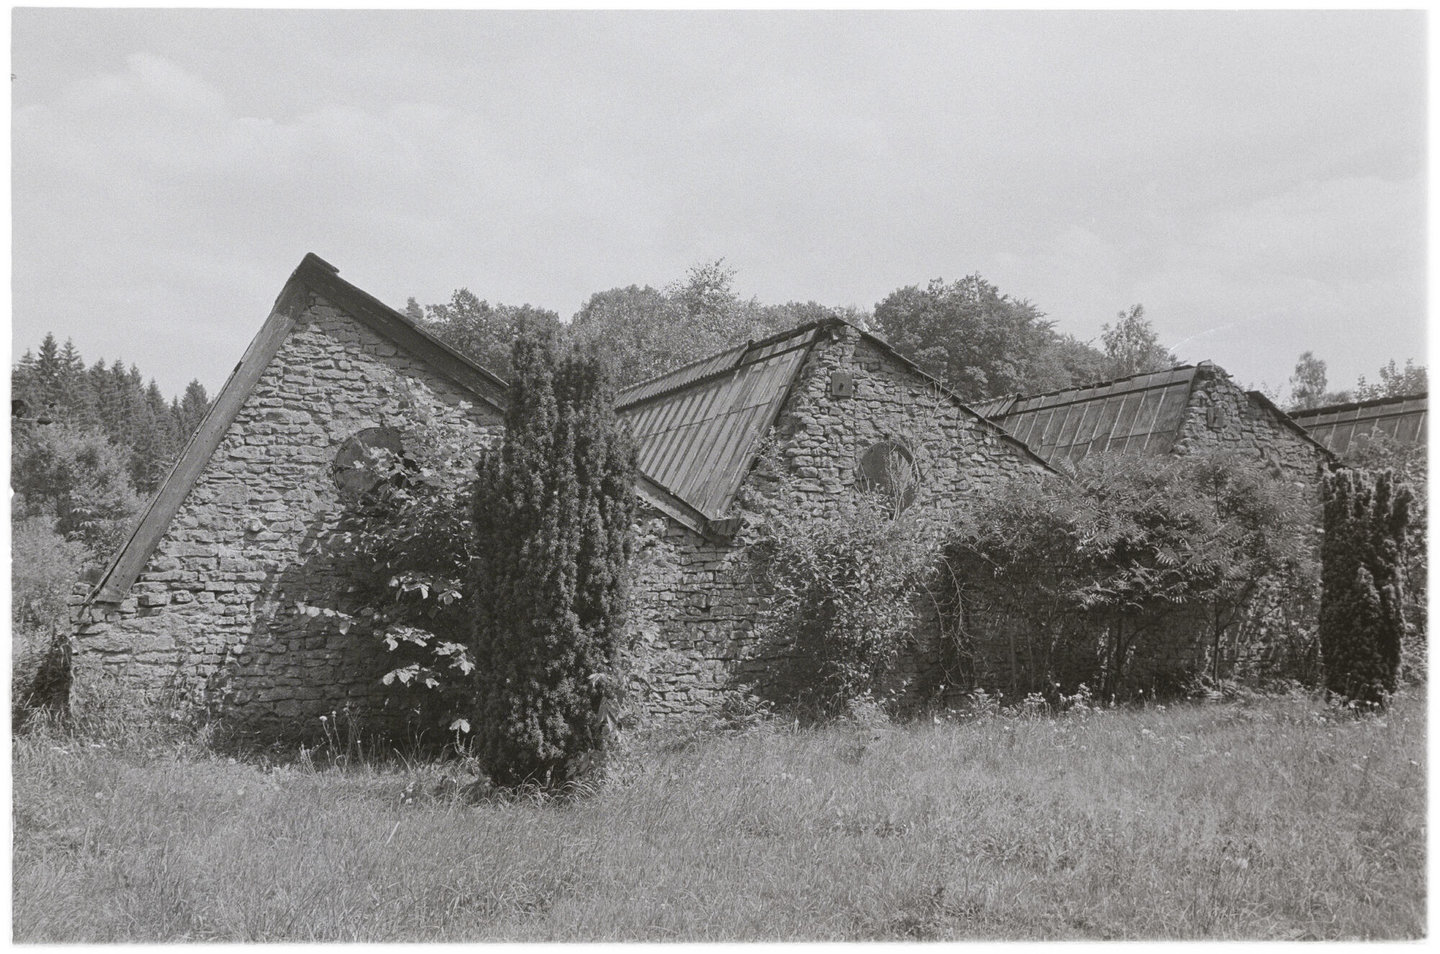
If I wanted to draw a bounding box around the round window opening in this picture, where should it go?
[857,441,920,512]
[332,426,405,499]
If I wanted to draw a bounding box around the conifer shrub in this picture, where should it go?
[470,326,637,787]
[1319,467,1412,706]
[1343,433,1427,681]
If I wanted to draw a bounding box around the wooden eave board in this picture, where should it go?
[89,292,305,604]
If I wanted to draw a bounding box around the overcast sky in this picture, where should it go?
[10,9,1427,400]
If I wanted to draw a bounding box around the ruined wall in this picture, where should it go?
[626,324,1046,716]
[1174,364,1330,490]
[72,293,502,737]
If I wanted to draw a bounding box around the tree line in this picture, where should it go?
[1287,352,1427,410]
[13,333,211,497]
[412,260,1178,403]
[11,335,215,713]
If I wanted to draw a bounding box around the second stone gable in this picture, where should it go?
[626,322,1047,715]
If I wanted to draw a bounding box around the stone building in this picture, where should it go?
[970,362,1333,485]
[71,254,1050,733]
[78,255,1339,735]
[617,320,1050,714]
[72,254,508,735]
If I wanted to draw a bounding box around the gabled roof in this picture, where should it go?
[88,253,512,605]
[972,362,1333,467]
[616,317,1051,520]
[971,365,1205,466]
[1287,392,1428,455]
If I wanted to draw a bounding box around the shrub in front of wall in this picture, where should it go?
[944,453,1317,700]
[1319,466,1412,706]
[470,324,637,788]
[323,412,490,738]
[740,476,941,719]
[1342,432,1427,681]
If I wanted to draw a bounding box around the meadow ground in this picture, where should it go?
[11,689,1426,941]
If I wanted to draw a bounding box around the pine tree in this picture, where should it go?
[1320,467,1412,706]
[177,379,210,439]
[470,321,637,787]
[135,380,179,494]
[32,334,64,413]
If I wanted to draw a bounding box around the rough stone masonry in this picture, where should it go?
[71,291,502,736]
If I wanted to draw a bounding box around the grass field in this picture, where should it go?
[11,689,1426,941]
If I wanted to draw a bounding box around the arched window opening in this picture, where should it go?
[332,426,407,500]
[856,440,920,512]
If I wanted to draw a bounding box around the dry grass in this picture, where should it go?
[11,689,1425,941]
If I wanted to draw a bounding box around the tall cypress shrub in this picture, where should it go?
[1320,467,1411,705]
[470,325,637,786]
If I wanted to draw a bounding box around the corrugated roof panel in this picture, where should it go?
[1066,397,1108,460]
[1288,393,1428,455]
[618,331,820,517]
[1051,401,1090,459]
[976,365,1203,466]
[1031,406,1066,459]
[617,343,749,408]
[1087,388,1129,458]
[686,348,814,513]
[1147,384,1192,453]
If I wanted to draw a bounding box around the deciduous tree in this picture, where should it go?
[1355,359,1427,400]
[871,275,1059,402]
[1101,304,1176,378]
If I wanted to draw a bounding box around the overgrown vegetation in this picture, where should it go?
[740,478,940,717]
[320,408,493,735]
[1319,467,1412,706]
[12,690,1425,941]
[11,336,212,722]
[1344,432,1427,680]
[469,325,638,786]
[944,453,1318,700]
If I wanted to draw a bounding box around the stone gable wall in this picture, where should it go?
[626,324,1046,716]
[1174,365,1330,491]
[71,293,502,737]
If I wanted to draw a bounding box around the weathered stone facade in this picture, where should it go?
[72,290,502,736]
[73,255,1333,736]
[1173,363,1331,491]
[624,323,1046,715]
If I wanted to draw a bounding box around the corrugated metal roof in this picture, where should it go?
[1288,393,1428,455]
[974,366,1201,467]
[618,325,823,517]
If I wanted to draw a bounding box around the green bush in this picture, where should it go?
[1319,467,1412,706]
[322,411,491,736]
[1342,432,1426,681]
[739,471,941,718]
[11,516,89,718]
[11,422,141,554]
[944,453,1318,699]
[470,326,637,787]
